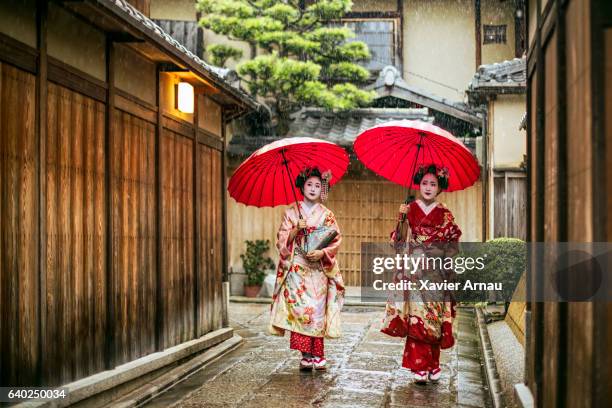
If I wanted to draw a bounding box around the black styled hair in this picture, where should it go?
[413,164,449,190]
[295,167,322,193]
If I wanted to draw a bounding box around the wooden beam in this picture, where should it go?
[344,11,401,19]
[0,32,38,73]
[197,129,224,151]
[36,0,48,385]
[47,57,107,102]
[162,115,194,139]
[114,89,157,124]
[381,87,482,126]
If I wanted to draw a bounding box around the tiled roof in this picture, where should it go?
[469,57,527,90]
[102,0,257,109]
[227,107,432,156]
[368,66,482,126]
[288,108,432,145]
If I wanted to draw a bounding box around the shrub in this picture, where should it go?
[240,239,275,286]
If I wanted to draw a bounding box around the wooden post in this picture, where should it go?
[155,66,165,350]
[104,37,116,369]
[531,0,545,403]
[475,0,482,67]
[36,0,48,385]
[481,111,488,242]
[221,111,229,327]
[590,1,608,406]
[193,93,200,338]
[555,5,569,402]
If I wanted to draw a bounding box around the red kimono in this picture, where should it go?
[381,200,461,372]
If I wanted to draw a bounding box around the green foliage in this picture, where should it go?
[458,238,526,304]
[240,239,275,286]
[197,0,376,132]
[206,44,244,67]
[482,238,526,301]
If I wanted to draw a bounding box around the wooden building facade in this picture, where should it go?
[0,0,256,388]
[522,0,611,406]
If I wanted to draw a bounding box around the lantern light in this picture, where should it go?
[176,82,194,113]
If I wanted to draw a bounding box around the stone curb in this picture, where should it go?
[111,335,243,407]
[14,328,236,408]
[475,306,503,408]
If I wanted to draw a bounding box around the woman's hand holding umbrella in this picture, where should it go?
[289,219,307,242]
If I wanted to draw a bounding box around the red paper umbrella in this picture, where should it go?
[228,137,349,210]
[353,120,480,193]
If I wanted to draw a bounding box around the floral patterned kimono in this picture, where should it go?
[268,201,345,357]
[381,199,461,372]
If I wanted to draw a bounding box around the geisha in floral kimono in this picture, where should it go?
[381,164,461,384]
[268,166,345,371]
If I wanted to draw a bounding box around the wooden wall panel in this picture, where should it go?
[197,145,223,336]
[565,1,595,406]
[544,33,559,243]
[1,46,228,387]
[0,62,38,386]
[45,82,106,385]
[112,109,156,365]
[493,177,506,238]
[161,128,194,348]
[541,33,560,408]
[506,176,527,239]
[566,0,593,242]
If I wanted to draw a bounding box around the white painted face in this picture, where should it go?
[303,176,322,201]
[419,173,440,200]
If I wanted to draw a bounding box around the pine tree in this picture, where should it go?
[197,0,376,133]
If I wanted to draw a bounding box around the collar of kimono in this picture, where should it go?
[416,199,438,216]
[300,200,319,218]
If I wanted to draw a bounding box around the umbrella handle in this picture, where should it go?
[280,149,309,252]
[395,133,425,239]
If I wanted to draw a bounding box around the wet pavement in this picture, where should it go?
[144,303,490,408]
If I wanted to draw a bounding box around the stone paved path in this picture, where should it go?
[144,303,490,408]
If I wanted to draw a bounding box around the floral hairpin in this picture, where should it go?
[321,170,332,202]
[321,170,332,182]
[437,167,449,180]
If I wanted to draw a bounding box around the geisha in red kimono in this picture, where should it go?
[268,167,345,371]
[381,164,461,384]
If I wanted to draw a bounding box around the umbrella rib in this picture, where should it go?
[231,152,272,204]
[393,133,421,188]
[426,136,461,191]
[281,154,291,208]
[284,149,304,214]
[230,140,351,207]
[242,154,273,206]
[360,131,411,183]
[265,151,280,207]
[428,136,476,191]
